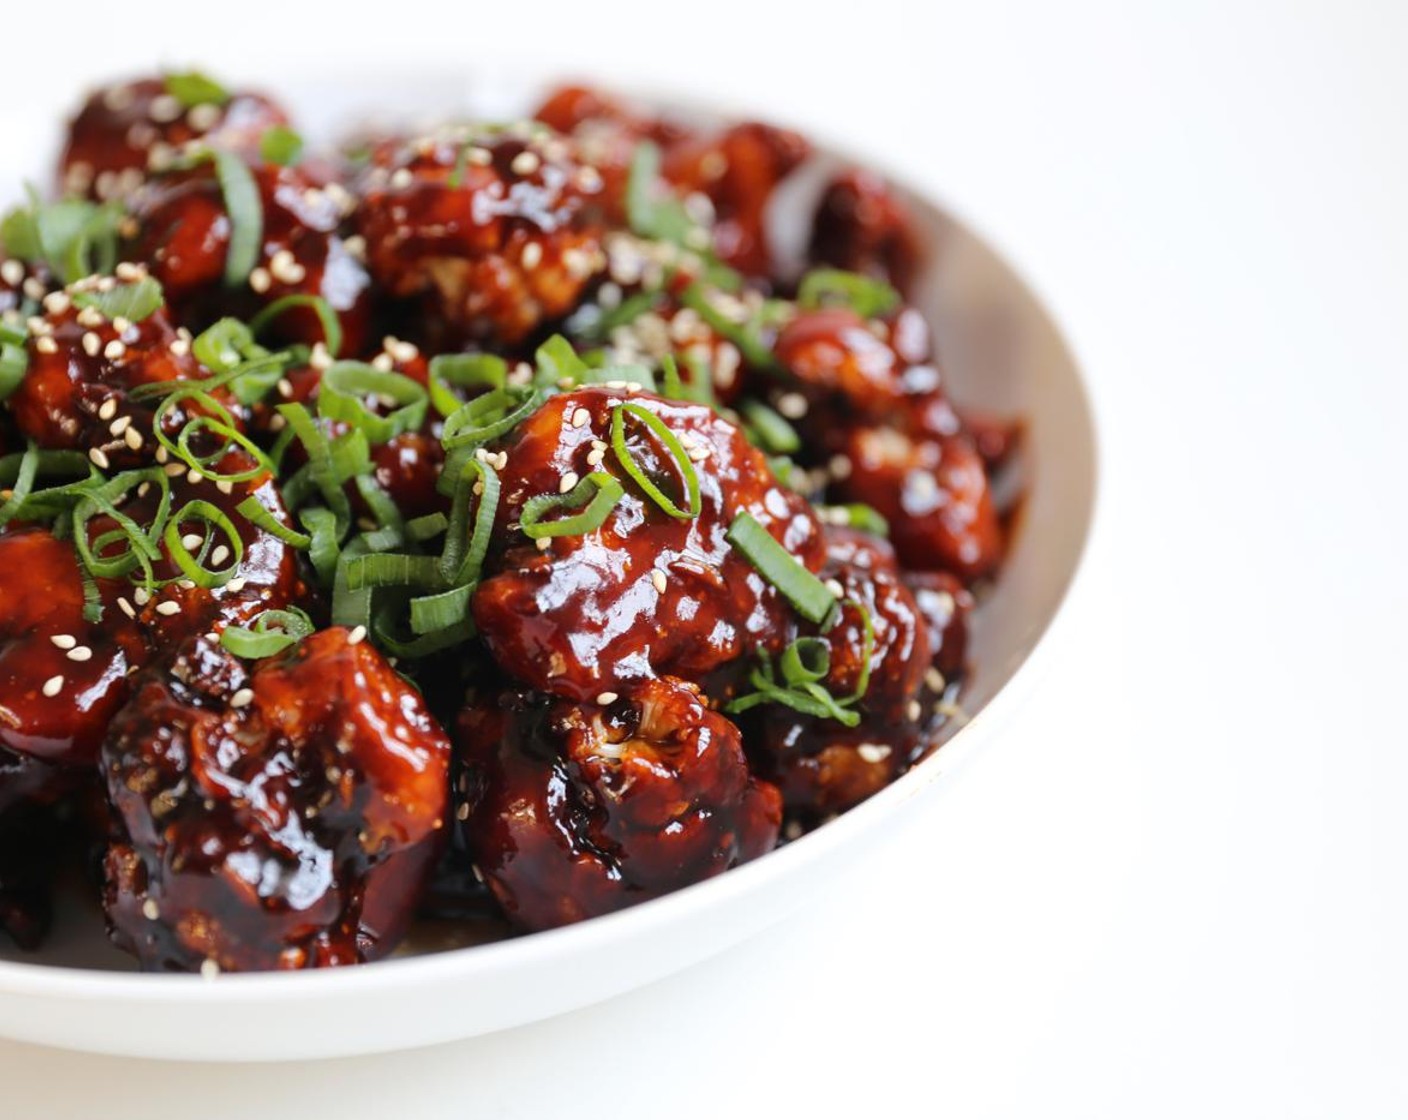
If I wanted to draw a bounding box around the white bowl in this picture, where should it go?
[0,75,1099,1061]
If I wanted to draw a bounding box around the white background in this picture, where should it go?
[3,1,1406,1115]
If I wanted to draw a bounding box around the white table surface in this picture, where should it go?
[4,1,1406,1115]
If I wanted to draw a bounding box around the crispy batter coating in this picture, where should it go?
[7,289,206,468]
[353,128,605,346]
[809,169,924,293]
[58,76,288,202]
[102,627,450,971]
[743,529,970,817]
[456,676,780,931]
[472,387,826,701]
[125,160,371,354]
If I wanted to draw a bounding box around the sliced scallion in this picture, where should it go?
[726,510,836,624]
[610,402,701,520]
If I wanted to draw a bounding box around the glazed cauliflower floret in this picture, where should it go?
[471,387,826,702]
[58,73,289,202]
[353,125,606,347]
[456,676,781,931]
[102,627,451,972]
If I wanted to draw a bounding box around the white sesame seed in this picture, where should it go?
[370,353,393,372]
[857,743,892,764]
[22,277,45,301]
[210,545,230,567]
[347,625,367,645]
[115,262,144,281]
[155,445,169,463]
[187,102,221,131]
[456,802,471,821]
[112,315,132,335]
[466,146,492,166]
[109,414,131,436]
[230,688,254,708]
[35,336,57,354]
[596,691,619,706]
[155,601,181,616]
[149,94,182,122]
[575,166,604,192]
[651,570,667,594]
[225,577,247,593]
[117,597,136,619]
[908,699,923,722]
[50,633,77,649]
[776,392,808,419]
[77,305,103,328]
[180,533,203,551]
[133,586,151,606]
[558,471,579,493]
[141,898,160,920]
[162,462,186,477]
[103,339,125,360]
[535,537,552,551]
[0,260,23,287]
[186,468,203,484]
[66,646,92,662]
[510,150,540,176]
[79,333,101,360]
[42,291,70,314]
[248,267,272,294]
[169,337,190,357]
[124,427,143,451]
[570,406,591,429]
[41,675,64,698]
[88,447,110,469]
[825,578,845,598]
[389,167,414,190]
[585,447,605,467]
[520,241,543,269]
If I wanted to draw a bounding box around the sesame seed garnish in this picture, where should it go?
[155,601,182,616]
[186,468,203,484]
[115,262,145,282]
[22,277,45,301]
[651,570,667,594]
[155,445,169,463]
[268,249,306,284]
[133,587,151,606]
[586,447,605,467]
[370,353,393,372]
[248,267,272,294]
[34,336,57,354]
[520,241,543,269]
[169,337,190,357]
[276,377,294,399]
[42,291,70,314]
[141,898,160,921]
[456,802,470,821]
[50,634,76,649]
[466,146,492,166]
[200,959,221,980]
[109,414,131,436]
[210,545,230,567]
[857,743,891,764]
[215,480,234,495]
[575,166,604,192]
[230,688,254,708]
[163,462,186,477]
[776,392,808,419]
[0,260,23,287]
[76,306,103,328]
[88,447,110,469]
[570,406,590,428]
[187,102,221,131]
[41,675,64,697]
[180,533,203,551]
[112,315,132,335]
[225,577,247,592]
[825,578,845,598]
[124,427,143,451]
[389,167,414,190]
[149,93,182,122]
[347,625,367,645]
[558,471,579,493]
[596,691,619,705]
[535,537,551,551]
[117,597,136,619]
[103,339,125,360]
[908,699,923,722]
[511,150,540,176]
